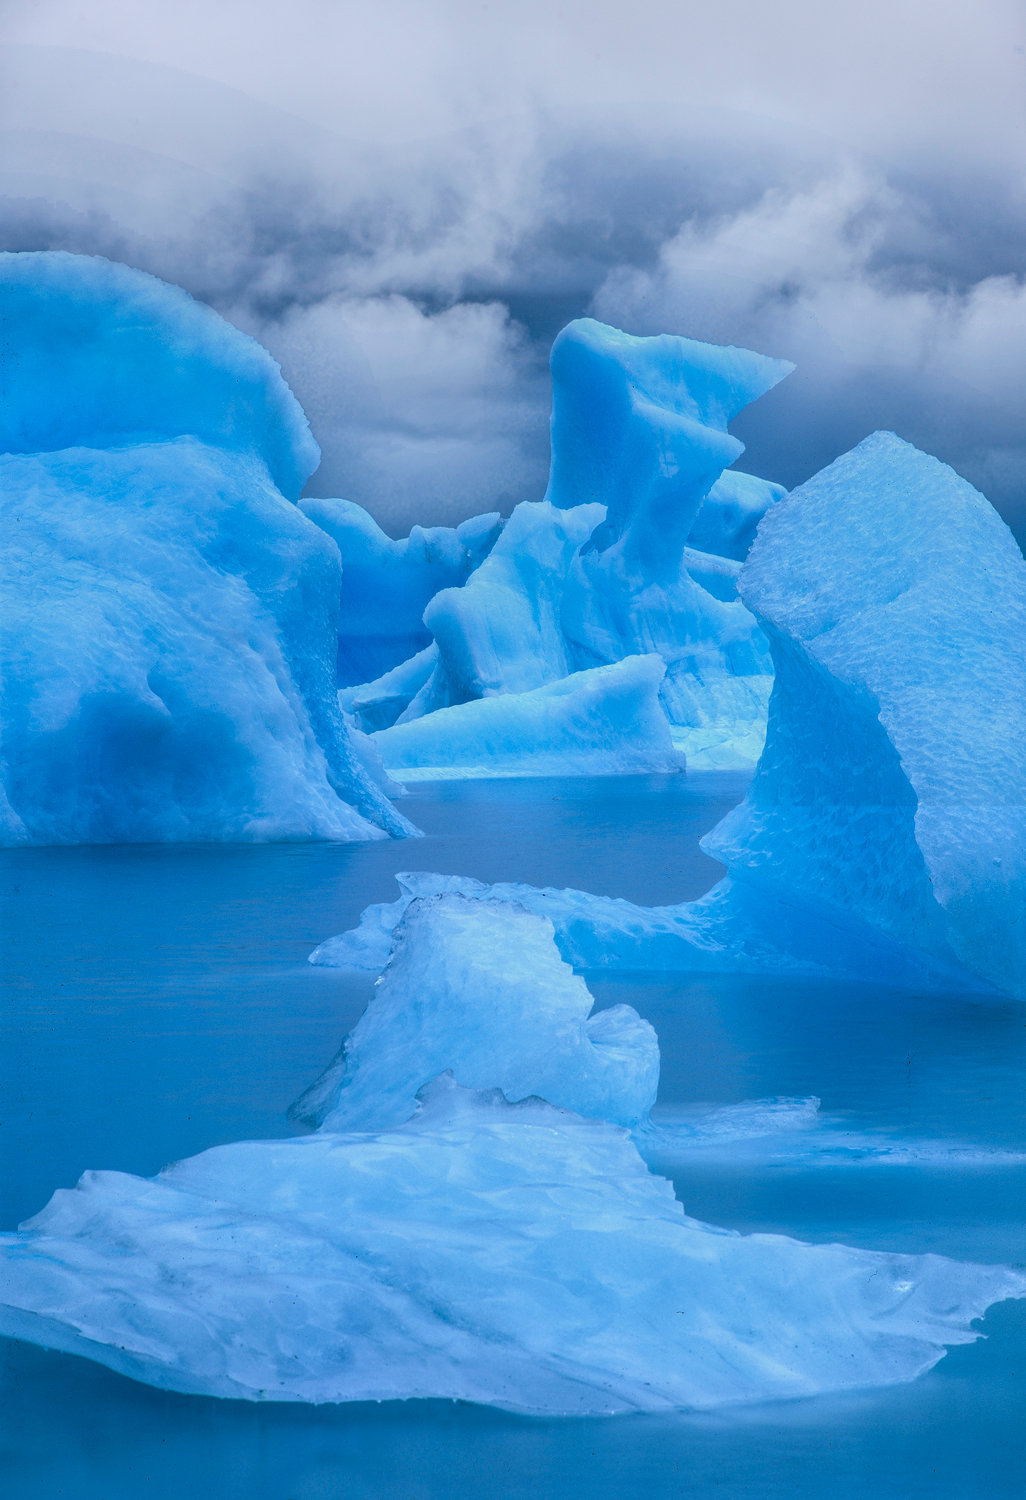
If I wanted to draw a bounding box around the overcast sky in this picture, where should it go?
[2,0,1024,535]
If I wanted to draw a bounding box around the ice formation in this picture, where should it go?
[710,431,1026,1001]
[292,894,660,1130]
[340,319,792,776]
[299,497,502,687]
[310,868,983,991]
[347,499,604,729]
[1,897,1021,1413]
[373,656,683,779]
[316,434,1026,999]
[0,252,413,844]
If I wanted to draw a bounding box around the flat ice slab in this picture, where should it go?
[372,656,684,780]
[1,1078,1021,1414]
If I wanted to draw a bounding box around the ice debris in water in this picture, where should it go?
[321,433,1026,1000]
[0,251,413,845]
[334,318,791,775]
[2,899,1023,1413]
[292,894,660,1130]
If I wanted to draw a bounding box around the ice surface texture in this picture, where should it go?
[2,898,1021,1413]
[709,432,1026,1000]
[0,253,412,844]
[2,1078,1021,1414]
[340,319,791,774]
[293,895,660,1130]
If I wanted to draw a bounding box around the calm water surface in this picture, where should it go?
[2,773,1025,1498]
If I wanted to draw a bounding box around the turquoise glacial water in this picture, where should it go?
[2,773,1025,1498]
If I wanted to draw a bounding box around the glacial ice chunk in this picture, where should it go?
[0,253,413,844]
[687,469,786,562]
[1,1077,1020,1412]
[299,497,502,687]
[293,893,660,1130]
[544,318,792,557]
[0,250,318,501]
[371,656,684,779]
[708,431,1026,999]
[362,320,792,774]
[3,898,1021,1410]
[406,499,605,715]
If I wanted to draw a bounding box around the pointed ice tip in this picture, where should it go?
[551,317,793,430]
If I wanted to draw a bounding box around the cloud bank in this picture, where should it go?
[1,14,1024,537]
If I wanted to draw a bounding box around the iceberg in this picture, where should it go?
[0,252,413,844]
[299,497,502,687]
[310,868,985,991]
[384,498,605,724]
[315,434,1026,998]
[1,898,1021,1413]
[372,656,684,780]
[292,894,660,1131]
[552,320,792,765]
[341,319,792,775]
[687,468,787,563]
[709,431,1026,1001]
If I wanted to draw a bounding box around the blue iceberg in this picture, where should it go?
[336,318,792,776]
[710,430,1026,1000]
[373,656,683,780]
[298,497,502,688]
[317,434,1026,999]
[292,894,660,1130]
[0,252,413,845]
[1,898,1020,1413]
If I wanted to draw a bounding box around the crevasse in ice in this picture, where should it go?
[1,897,1021,1412]
[335,318,791,775]
[316,434,1026,999]
[0,251,413,845]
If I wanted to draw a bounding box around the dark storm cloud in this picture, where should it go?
[1,7,1024,535]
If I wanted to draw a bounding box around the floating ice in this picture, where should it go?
[322,433,1026,998]
[372,656,684,780]
[0,252,413,845]
[709,431,1026,1000]
[2,904,1021,1413]
[548,318,791,765]
[299,497,502,688]
[638,1098,1026,1172]
[687,469,787,563]
[342,319,792,775]
[386,499,605,724]
[1,1076,1021,1413]
[293,894,659,1130]
[310,868,983,991]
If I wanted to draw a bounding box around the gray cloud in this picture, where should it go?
[1,23,1024,535]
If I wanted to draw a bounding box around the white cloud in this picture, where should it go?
[593,169,1026,515]
[247,294,549,530]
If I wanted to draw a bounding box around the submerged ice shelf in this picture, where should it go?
[1,895,1022,1414]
